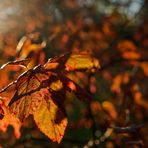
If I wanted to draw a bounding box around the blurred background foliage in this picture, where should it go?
[0,0,148,147]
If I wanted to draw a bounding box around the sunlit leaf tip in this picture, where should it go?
[44,51,100,72]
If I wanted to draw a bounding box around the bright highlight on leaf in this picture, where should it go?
[44,51,100,72]
[65,52,100,71]
[34,93,68,143]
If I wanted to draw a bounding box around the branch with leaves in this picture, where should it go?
[0,51,100,143]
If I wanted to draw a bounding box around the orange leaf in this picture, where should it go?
[122,51,141,60]
[17,35,45,59]
[111,73,130,93]
[0,99,21,139]
[140,62,148,76]
[118,40,137,52]
[102,101,117,120]
[9,65,56,121]
[132,84,148,109]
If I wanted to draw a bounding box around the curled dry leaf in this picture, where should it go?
[17,35,45,58]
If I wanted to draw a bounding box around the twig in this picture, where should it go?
[110,124,143,133]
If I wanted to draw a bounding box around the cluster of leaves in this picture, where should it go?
[0,0,147,147]
[0,52,100,143]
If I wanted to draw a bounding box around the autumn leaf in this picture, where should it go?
[0,59,30,70]
[111,72,130,93]
[34,93,68,143]
[1,52,100,143]
[8,65,67,143]
[140,62,148,76]
[102,101,117,120]
[0,69,9,90]
[0,98,21,139]
[118,40,137,52]
[122,51,141,60]
[16,34,46,68]
[5,53,99,121]
[60,75,92,102]
[9,65,57,121]
[17,35,45,59]
[44,51,100,72]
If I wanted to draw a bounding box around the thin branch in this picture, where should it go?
[110,124,143,133]
[0,81,17,93]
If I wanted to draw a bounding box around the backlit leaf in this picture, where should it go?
[111,72,130,93]
[9,65,56,121]
[34,93,68,143]
[44,51,100,72]
[17,35,45,59]
[0,98,21,139]
[3,52,99,143]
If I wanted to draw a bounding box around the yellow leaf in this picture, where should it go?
[17,36,43,59]
[33,93,68,143]
[44,52,100,72]
[65,53,99,71]
[10,88,49,122]
[102,101,117,120]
